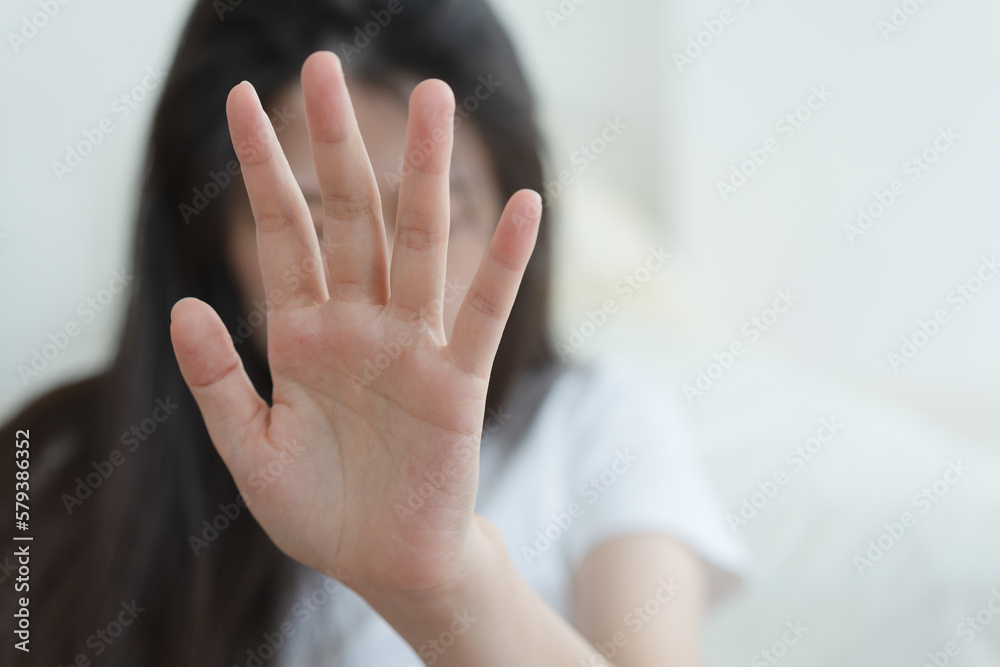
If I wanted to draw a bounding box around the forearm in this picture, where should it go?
[359,516,611,667]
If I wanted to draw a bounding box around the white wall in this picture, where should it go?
[493,0,1000,445]
[1,0,191,414]
[659,0,1000,446]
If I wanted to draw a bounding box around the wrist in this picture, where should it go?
[354,518,598,666]
[358,515,514,643]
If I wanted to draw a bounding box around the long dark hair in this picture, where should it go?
[0,1,552,664]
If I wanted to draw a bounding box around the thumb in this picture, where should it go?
[169,297,269,467]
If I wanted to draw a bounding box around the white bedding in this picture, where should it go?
[688,357,1000,666]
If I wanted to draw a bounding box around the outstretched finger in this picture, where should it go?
[301,51,389,304]
[446,190,542,377]
[228,81,328,309]
[170,297,270,469]
[388,79,455,328]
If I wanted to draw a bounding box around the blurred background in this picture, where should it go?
[2,0,999,664]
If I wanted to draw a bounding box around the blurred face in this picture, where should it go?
[225,76,502,355]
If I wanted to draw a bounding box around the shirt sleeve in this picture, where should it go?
[561,363,750,603]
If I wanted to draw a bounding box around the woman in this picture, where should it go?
[1,0,743,664]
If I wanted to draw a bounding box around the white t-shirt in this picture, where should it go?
[279,362,747,666]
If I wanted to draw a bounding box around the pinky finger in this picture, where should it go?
[446,190,542,378]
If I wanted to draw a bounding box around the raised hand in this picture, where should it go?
[169,51,541,597]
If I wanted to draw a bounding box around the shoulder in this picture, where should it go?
[533,360,686,444]
[498,360,698,516]
[530,362,750,592]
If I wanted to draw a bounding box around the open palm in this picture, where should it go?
[169,52,541,595]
